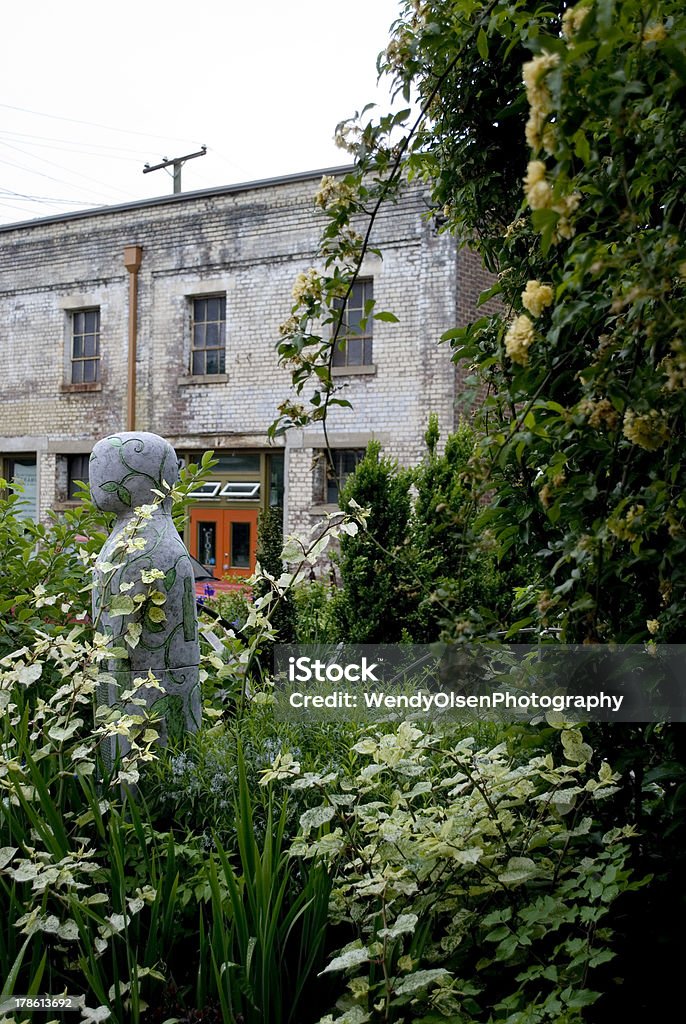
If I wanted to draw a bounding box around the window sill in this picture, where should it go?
[331,364,376,377]
[60,382,102,393]
[52,500,82,511]
[177,373,229,386]
[310,503,341,515]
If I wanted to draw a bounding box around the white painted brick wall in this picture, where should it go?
[0,169,491,528]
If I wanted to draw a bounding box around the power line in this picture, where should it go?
[0,140,132,200]
[0,198,42,216]
[0,187,89,206]
[0,130,148,159]
[0,155,120,204]
[0,102,199,146]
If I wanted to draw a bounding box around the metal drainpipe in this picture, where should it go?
[124,245,143,430]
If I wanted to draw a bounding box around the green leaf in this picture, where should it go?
[379,913,418,939]
[109,595,136,617]
[662,41,686,84]
[0,847,17,870]
[117,485,132,507]
[394,968,450,995]
[163,568,177,591]
[320,946,369,974]
[498,857,539,886]
[18,664,42,686]
[300,804,335,834]
[478,281,502,306]
[373,310,400,323]
[562,728,593,764]
[476,27,489,60]
[573,129,591,164]
[48,719,82,742]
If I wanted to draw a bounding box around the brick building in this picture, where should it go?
[0,167,488,576]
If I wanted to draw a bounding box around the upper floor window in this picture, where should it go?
[71,309,100,384]
[332,279,373,368]
[191,295,226,376]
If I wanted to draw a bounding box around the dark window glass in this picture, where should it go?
[269,453,285,507]
[67,454,90,499]
[191,295,226,375]
[71,308,100,384]
[213,453,261,474]
[317,448,366,504]
[231,521,251,568]
[332,279,373,368]
[347,338,363,366]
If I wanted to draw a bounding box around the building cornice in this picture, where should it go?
[0,165,355,234]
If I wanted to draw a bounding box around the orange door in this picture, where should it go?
[189,508,259,578]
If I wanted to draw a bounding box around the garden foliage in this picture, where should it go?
[334,424,519,644]
[2,2,685,1019]
[0,478,646,1023]
[336,441,418,643]
[268,0,686,1016]
[263,722,643,1024]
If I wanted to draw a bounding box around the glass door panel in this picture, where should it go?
[230,520,251,568]
[197,521,217,569]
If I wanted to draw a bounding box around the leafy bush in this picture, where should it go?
[337,442,420,643]
[411,419,524,641]
[293,580,344,643]
[145,703,360,849]
[203,585,251,629]
[254,504,296,643]
[0,482,104,661]
[265,722,645,1024]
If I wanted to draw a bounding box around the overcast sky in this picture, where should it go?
[0,0,402,225]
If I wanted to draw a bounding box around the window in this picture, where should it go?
[332,279,373,368]
[314,448,365,505]
[191,296,226,376]
[4,456,37,520]
[268,452,285,507]
[71,309,100,384]
[67,454,90,500]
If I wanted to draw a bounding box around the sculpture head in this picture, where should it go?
[89,431,179,514]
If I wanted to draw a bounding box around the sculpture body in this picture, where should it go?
[90,432,200,748]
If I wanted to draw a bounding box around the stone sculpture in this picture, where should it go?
[89,431,200,751]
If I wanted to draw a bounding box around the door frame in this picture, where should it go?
[189,506,260,578]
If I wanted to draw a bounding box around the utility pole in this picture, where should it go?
[143,145,207,194]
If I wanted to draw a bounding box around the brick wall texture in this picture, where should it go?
[0,169,495,531]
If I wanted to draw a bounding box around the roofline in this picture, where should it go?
[0,164,355,234]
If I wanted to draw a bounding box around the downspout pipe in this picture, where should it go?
[124,245,143,430]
